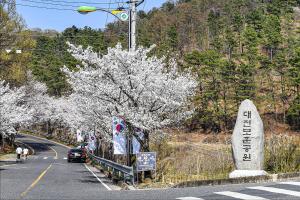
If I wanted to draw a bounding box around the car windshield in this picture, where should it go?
[70,149,83,153]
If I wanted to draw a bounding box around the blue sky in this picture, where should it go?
[16,0,167,32]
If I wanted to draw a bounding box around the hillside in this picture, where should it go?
[2,0,300,133]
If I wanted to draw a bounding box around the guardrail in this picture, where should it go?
[87,151,134,185]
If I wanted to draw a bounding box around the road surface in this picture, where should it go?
[0,134,299,200]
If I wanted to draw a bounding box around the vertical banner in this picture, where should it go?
[76,129,84,143]
[112,116,127,154]
[132,128,143,154]
[88,131,96,151]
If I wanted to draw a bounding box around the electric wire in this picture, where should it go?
[1,32,127,38]
[19,0,118,10]
[15,3,77,10]
[20,0,82,8]
[19,0,128,5]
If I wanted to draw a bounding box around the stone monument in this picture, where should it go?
[229,99,268,178]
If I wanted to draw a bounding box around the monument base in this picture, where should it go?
[229,170,268,178]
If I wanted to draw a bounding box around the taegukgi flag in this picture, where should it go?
[112,116,127,154]
[88,131,96,151]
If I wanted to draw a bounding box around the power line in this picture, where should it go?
[20,0,128,5]
[1,32,127,38]
[14,3,121,11]
[20,0,79,8]
[19,0,117,9]
[15,3,76,10]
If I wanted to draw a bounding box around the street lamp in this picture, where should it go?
[77,2,144,166]
[76,3,135,51]
[77,6,127,20]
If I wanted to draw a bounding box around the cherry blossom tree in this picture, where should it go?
[23,75,71,136]
[63,43,197,149]
[0,81,32,148]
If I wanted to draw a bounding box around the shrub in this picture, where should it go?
[287,96,300,130]
[264,134,300,173]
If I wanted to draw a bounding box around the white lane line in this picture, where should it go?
[176,197,204,200]
[84,163,112,191]
[248,186,300,197]
[63,157,67,160]
[43,157,48,160]
[0,164,17,168]
[215,191,268,200]
[49,146,58,159]
[279,182,300,186]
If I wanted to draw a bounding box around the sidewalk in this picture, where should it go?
[0,153,17,166]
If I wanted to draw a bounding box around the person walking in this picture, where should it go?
[16,146,23,161]
[23,148,29,160]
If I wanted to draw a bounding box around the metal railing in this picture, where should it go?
[87,151,134,185]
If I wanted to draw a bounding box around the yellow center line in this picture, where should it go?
[20,164,52,198]
[49,146,58,159]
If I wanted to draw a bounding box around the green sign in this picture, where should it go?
[119,12,129,21]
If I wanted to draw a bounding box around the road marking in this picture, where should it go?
[215,191,268,200]
[176,197,204,200]
[279,181,300,186]
[20,164,52,198]
[63,157,67,160]
[249,186,300,197]
[49,146,58,159]
[43,157,48,159]
[84,163,112,191]
[0,164,17,168]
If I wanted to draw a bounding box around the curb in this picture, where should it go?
[0,153,17,165]
[172,172,300,188]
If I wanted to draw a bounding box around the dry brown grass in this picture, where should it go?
[265,134,300,173]
[151,132,233,186]
[150,127,299,187]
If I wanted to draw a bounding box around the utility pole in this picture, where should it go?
[128,0,136,51]
[128,0,144,51]
[127,0,143,167]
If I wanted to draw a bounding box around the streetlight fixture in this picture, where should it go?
[76,1,142,51]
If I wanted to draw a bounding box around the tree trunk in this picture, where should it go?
[2,134,5,152]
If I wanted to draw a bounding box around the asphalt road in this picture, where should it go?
[0,134,299,200]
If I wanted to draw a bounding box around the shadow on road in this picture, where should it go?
[78,178,100,184]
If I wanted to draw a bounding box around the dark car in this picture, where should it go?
[67,148,86,163]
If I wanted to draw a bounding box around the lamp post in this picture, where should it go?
[77,0,144,167]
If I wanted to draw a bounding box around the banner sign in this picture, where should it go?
[113,116,127,154]
[132,128,143,154]
[136,152,156,172]
[88,131,96,151]
[76,129,84,143]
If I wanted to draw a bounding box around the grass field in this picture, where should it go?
[145,126,300,188]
